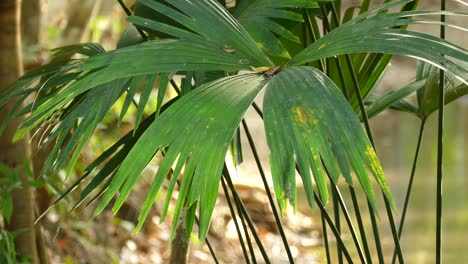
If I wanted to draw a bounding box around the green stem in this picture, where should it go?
[349,186,373,263]
[332,193,343,264]
[306,7,360,263]
[194,216,219,264]
[223,171,271,263]
[329,3,405,262]
[314,192,354,263]
[250,104,353,262]
[330,184,367,263]
[436,1,446,262]
[304,9,325,71]
[242,120,295,263]
[252,102,263,119]
[170,79,181,95]
[230,168,258,264]
[238,202,257,264]
[320,6,380,262]
[334,55,373,264]
[321,211,332,264]
[220,177,251,264]
[392,120,425,264]
[367,199,384,263]
[116,0,147,41]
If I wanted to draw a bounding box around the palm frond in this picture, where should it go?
[133,0,272,67]
[92,74,267,240]
[12,38,251,142]
[291,6,468,86]
[234,0,319,58]
[264,66,392,211]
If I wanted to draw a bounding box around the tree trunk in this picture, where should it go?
[0,0,39,262]
[21,0,42,71]
[21,0,40,46]
[169,210,191,264]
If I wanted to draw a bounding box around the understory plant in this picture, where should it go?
[1,0,467,263]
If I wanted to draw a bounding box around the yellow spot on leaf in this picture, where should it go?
[319,44,326,49]
[293,107,318,125]
[293,107,309,124]
[365,146,383,176]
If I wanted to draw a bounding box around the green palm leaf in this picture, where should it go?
[264,66,391,211]
[134,0,272,67]
[234,0,319,58]
[367,60,468,120]
[365,80,426,119]
[0,43,104,130]
[4,0,465,250]
[93,74,267,240]
[416,60,468,118]
[13,39,252,142]
[42,79,129,175]
[291,5,468,85]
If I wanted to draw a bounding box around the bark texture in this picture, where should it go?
[21,0,42,71]
[0,0,39,262]
[169,211,191,264]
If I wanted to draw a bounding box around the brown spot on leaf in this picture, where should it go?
[293,106,317,125]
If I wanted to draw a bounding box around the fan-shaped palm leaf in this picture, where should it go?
[234,0,319,58]
[366,60,468,120]
[12,39,252,145]
[93,74,267,239]
[133,0,272,67]
[2,0,466,245]
[291,3,468,88]
[264,66,391,211]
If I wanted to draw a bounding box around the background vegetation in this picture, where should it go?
[0,0,467,263]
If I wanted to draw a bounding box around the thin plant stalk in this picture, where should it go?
[348,186,373,263]
[194,216,219,264]
[304,9,326,71]
[242,119,295,263]
[436,1,446,262]
[249,102,356,261]
[367,199,384,264]
[319,6,381,262]
[220,177,251,264]
[330,184,367,263]
[307,7,375,262]
[233,186,258,264]
[238,206,257,264]
[222,172,271,263]
[170,79,181,94]
[116,0,147,41]
[223,163,258,263]
[332,193,343,264]
[321,211,332,264]
[333,54,373,264]
[392,121,425,264]
[328,3,405,262]
[314,192,354,263]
